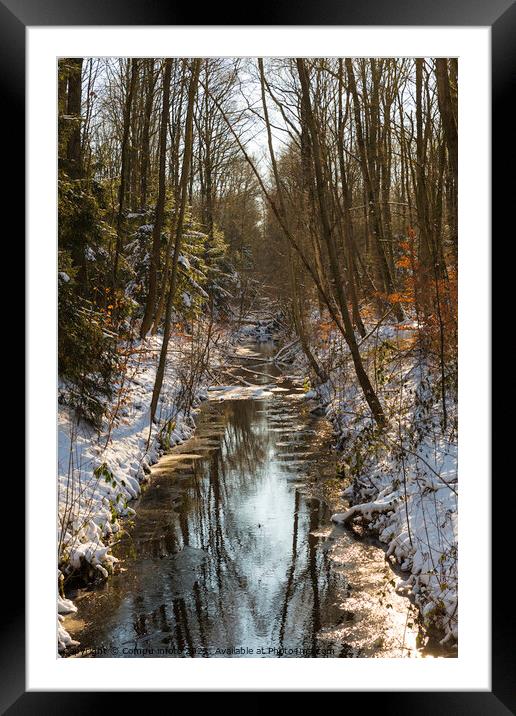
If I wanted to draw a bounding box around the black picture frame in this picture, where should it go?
[8,0,503,710]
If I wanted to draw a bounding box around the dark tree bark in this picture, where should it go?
[435,59,458,188]
[64,58,83,180]
[435,58,458,253]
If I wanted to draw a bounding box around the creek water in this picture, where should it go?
[65,341,430,658]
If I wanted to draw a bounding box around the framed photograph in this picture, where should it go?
[8,0,505,707]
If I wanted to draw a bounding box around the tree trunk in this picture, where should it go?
[435,59,458,188]
[60,58,87,290]
[345,59,403,322]
[149,59,202,425]
[113,58,138,291]
[297,59,386,427]
[151,65,188,334]
[65,58,83,180]
[140,59,157,211]
[289,249,328,383]
[140,58,172,338]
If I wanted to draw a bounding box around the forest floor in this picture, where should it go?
[58,313,458,654]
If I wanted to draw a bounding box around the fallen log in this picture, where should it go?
[331,497,397,525]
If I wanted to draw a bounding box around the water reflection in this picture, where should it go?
[71,386,349,657]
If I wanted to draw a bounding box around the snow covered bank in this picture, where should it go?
[58,332,211,652]
[291,319,458,647]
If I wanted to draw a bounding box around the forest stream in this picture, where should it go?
[64,340,436,659]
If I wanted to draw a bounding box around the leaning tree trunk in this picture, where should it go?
[288,249,328,383]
